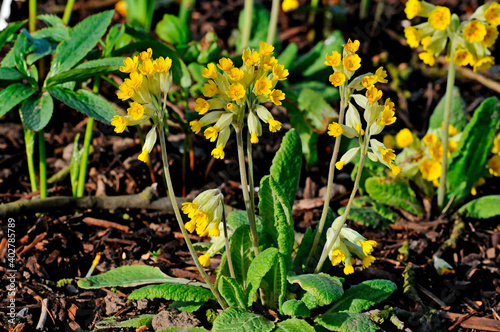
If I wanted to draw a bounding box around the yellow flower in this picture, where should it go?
[379,147,396,164]
[361,240,377,256]
[383,134,396,149]
[405,0,422,20]
[342,54,361,71]
[202,63,218,79]
[138,48,152,62]
[211,145,225,159]
[269,89,285,105]
[195,98,210,114]
[335,161,345,170]
[259,41,274,57]
[423,133,437,146]
[153,56,172,73]
[199,254,211,267]
[203,80,219,98]
[343,39,360,53]
[362,76,376,89]
[419,158,441,181]
[282,0,299,12]
[489,155,500,176]
[396,128,413,148]
[390,164,402,176]
[190,120,202,134]
[485,2,500,27]
[268,118,282,132]
[228,83,246,100]
[404,26,421,48]
[208,222,220,237]
[379,99,396,126]
[454,48,473,67]
[429,142,443,160]
[428,6,450,31]
[344,264,354,275]
[254,76,272,95]
[324,51,341,67]
[126,71,144,91]
[204,126,219,142]
[419,51,435,66]
[138,149,149,163]
[473,56,495,72]
[261,56,278,71]
[362,255,376,269]
[329,72,346,87]
[327,122,343,137]
[448,139,458,154]
[447,124,459,137]
[492,133,500,155]
[373,67,388,83]
[272,64,289,81]
[463,20,487,43]
[331,249,345,266]
[127,101,144,120]
[117,83,135,100]
[119,56,138,73]
[115,0,127,17]
[111,115,129,133]
[182,202,199,218]
[482,25,499,48]
[138,59,156,77]
[217,57,233,71]
[366,86,383,105]
[242,49,261,66]
[228,67,245,82]
[250,133,259,144]
[471,177,485,196]
[421,36,432,51]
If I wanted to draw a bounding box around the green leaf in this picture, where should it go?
[288,273,344,307]
[168,301,204,312]
[20,92,53,132]
[0,20,27,51]
[49,10,114,76]
[269,177,293,262]
[365,176,424,216]
[302,31,345,80]
[46,87,117,124]
[158,327,207,332]
[277,43,298,70]
[0,67,24,81]
[246,248,279,307]
[47,57,124,86]
[258,175,277,241]
[281,300,310,318]
[236,3,271,51]
[458,195,500,219]
[95,314,154,329]
[70,134,82,196]
[13,31,30,78]
[129,283,214,302]
[302,292,320,310]
[428,86,467,131]
[315,312,379,332]
[291,42,323,75]
[155,14,190,45]
[446,97,500,208]
[38,14,65,28]
[77,265,205,288]
[212,308,274,332]
[0,83,37,118]
[325,279,397,314]
[226,210,250,230]
[296,88,337,131]
[32,27,69,43]
[263,252,288,311]
[218,276,247,309]
[104,24,125,57]
[275,318,315,332]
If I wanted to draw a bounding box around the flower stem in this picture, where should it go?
[235,128,260,256]
[266,0,280,45]
[62,0,76,25]
[437,39,456,211]
[38,130,47,198]
[241,0,254,50]
[222,204,236,279]
[158,122,227,309]
[314,152,366,273]
[29,0,36,32]
[24,128,38,192]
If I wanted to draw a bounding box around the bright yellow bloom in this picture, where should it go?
[204,126,219,142]
[138,149,149,163]
[373,67,388,83]
[261,56,278,71]
[405,0,422,20]
[419,158,442,181]
[217,58,233,71]
[366,86,383,105]
[419,52,435,66]
[485,2,500,27]
[331,249,345,266]
[203,80,219,97]
[448,139,458,154]
[404,26,421,48]
[117,83,134,100]
[227,103,234,110]
[423,133,437,146]
[259,41,274,57]
[138,59,156,77]
[421,36,432,51]
[269,89,285,105]
[272,64,289,81]
[242,49,261,66]
[182,202,199,218]
[383,134,396,149]
[343,39,360,53]
[211,145,225,159]
[489,155,500,176]
[250,133,259,144]
[428,6,450,31]
[199,253,211,267]
[154,56,172,73]
[335,161,345,170]
[473,56,495,72]
[379,147,396,164]
[126,71,144,91]
[268,118,282,132]
[390,164,402,176]
[254,76,272,95]
[379,99,396,126]
[202,63,217,79]
[327,122,343,137]
[190,120,202,134]
[429,142,443,160]
[324,51,341,67]
[492,133,500,155]
[482,25,499,48]
[227,83,246,100]
[344,264,354,275]
[454,48,473,67]
[115,0,127,17]
[119,56,138,73]
[396,128,413,148]
[111,115,129,133]
[228,67,245,82]
[329,72,346,87]
[362,255,376,269]
[209,222,220,237]
[361,240,377,256]
[195,98,210,114]
[127,101,144,120]
[282,0,299,12]
[342,54,362,71]
[463,20,487,43]
[447,124,459,137]
[138,48,152,62]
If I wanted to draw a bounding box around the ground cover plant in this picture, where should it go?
[0,0,499,331]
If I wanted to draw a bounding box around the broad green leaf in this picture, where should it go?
[297,88,337,131]
[155,14,190,45]
[226,210,250,230]
[38,14,65,28]
[158,327,207,332]
[275,318,315,332]
[13,31,30,78]
[95,314,154,329]
[263,252,287,311]
[292,80,340,104]
[168,301,204,312]
[129,283,214,302]
[288,273,344,307]
[281,300,310,317]
[77,265,205,288]
[277,43,298,70]
[303,30,345,80]
[32,27,68,43]
[338,197,397,228]
[447,97,500,208]
[218,276,247,309]
[212,308,274,332]
[0,67,24,80]
[49,10,114,76]
[269,177,293,258]
[46,87,117,124]
[428,87,467,131]
[104,24,125,57]
[21,92,53,132]
[291,42,323,75]
[315,312,379,332]
[302,292,320,310]
[46,57,123,86]
[293,227,314,272]
[258,175,276,241]
[0,20,27,51]
[246,248,279,307]
[236,3,271,51]
[0,83,37,118]
[365,176,424,216]
[290,116,319,168]
[458,195,500,219]
[325,279,397,314]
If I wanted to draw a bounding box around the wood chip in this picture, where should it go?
[442,312,500,331]
[82,217,130,233]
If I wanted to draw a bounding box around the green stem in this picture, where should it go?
[437,39,456,211]
[222,204,236,279]
[308,0,319,25]
[304,99,346,271]
[246,130,256,232]
[62,0,76,25]
[179,0,196,27]
[235,128,260,256]
[38,130,47,198]
[24,129,38,192]
[158,121,227,309]
[266,0,280,45]
[241,0,254,50]
[29,0,36,32]
[314,152,366,273]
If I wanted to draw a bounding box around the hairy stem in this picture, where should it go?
[222,204,235,279]
[62,0,76,25]
[266,0,280,45]
[38,131,47,198]
[24,128,38,193]
[29,0,36,32]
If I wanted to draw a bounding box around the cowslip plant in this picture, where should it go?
[404,1,499,209]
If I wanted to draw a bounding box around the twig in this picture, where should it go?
[82,217,130,233]
[448,310,476,331]
[18,233,47,256]
[35,298,50,331]
[417,283,450,310]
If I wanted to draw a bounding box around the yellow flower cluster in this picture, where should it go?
[111,48,173,162]
[488,133,500,177]
[326,217,378,275]
[182,189,224,239]
[404,1,498,71]
[190,42,287,159]
[282,0,299,13]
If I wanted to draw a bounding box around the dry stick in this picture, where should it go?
[35,298,50,331]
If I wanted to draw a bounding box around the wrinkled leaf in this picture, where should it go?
[95,314,154,329]
[212,308,274,332]
[297,88,337,131]
[218,276,247,309]
[458,195,500,219]
[281,300,310,318]
[275,318,315,332]
[288,273,344,307]
[315,312,379,332]
[168,301,204,313]
[246,248,279,307]
[158,327,207,332]
[129,284,214,303]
